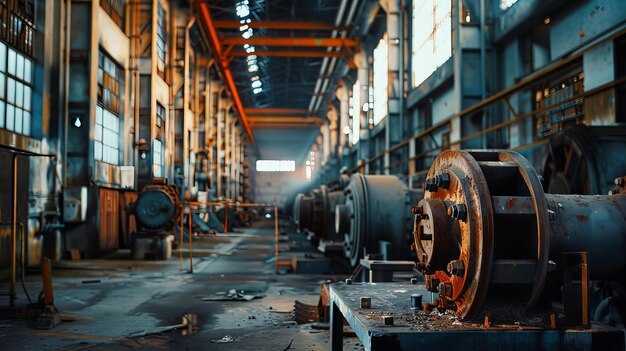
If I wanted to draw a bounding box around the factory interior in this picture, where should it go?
[1,0,626,350]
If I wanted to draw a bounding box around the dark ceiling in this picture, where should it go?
[206,0,353,161]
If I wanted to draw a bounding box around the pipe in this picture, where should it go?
[197,3,256,148]
[594,297,612,322]
[10,154,18,306]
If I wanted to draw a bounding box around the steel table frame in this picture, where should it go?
[329,282,624,351]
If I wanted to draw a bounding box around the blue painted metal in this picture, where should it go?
[329,281,625,351]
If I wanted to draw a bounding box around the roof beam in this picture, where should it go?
[221,37,358,48]
[231,50,351,58]
[214,20,348,31]
[249,117,325,125]
[251,123,321,129]
[198,2,256,148]
[245,107,310,116]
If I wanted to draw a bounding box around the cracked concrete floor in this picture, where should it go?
[0,221,365,351]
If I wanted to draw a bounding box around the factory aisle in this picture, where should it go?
[1,221,361,350]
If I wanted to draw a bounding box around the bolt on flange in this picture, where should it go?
[447,260,465,276]
[437,282,453,298]
[447,204,467,222]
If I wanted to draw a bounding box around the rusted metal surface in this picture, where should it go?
[98,188,120,252]
[414,150,626,320]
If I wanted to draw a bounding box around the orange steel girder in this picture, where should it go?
[213,20,348,31]
[221,37,358,48]
[231,50,351,58]
[249,117,325,124]
[245,108,310,116]
[198,2,256,148]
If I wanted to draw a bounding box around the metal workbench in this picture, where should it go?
[329,282,624,351]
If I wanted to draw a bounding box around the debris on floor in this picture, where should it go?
[201,288,264,301]
[211,335,236,343]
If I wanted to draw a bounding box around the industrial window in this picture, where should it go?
[156,2,167,79]
[411,0,452,87]
[373,38,388,125]
[100,0,125,29]
[256,160,296,172]
[0,0,35,56]
[0,42,33,136]
[351,81,360,145]
[95,51,123,165]
[153,103,165,177]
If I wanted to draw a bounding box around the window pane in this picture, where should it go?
[96,105,103,124]
[14,108,22,134]
[6,104,14,131]
[7,78,14,104]
[95,124,102,141]
[23,58,31,83]
[0,43,6,72]
[7,49,15,76]
[16,54,24,81]
[22,111,30,136]
[0,73,5,99]
[15,81,23,108]
[23,85,30,111]
[0,101,4,128]
[95,141,102,161]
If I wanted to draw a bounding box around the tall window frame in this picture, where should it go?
[153,102,165,177]
[0,41,33,136]
[95,50,123,165]
[411,0,452,88]
[156,1,167,79]
[373,38,388,126]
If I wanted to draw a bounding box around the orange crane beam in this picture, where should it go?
[231,50,351,58]
[213,20,348,31]
[245,108,310,116]
[221,37,358,48]
[198,2,256,148]
[249,117,325,124]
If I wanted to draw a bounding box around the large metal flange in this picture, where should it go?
[417,150,495,319]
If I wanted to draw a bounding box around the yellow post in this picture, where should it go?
[179,208,184,272]
[274,206,279,271]
[188,205,193,273]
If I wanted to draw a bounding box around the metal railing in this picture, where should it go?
[348,27,626,178]
[179,201,284,273]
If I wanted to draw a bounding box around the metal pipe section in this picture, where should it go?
[413,150,626,319]
[294,185,346,242]
[336,173,422,266]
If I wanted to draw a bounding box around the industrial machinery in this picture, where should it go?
[294,185,346,243]
[542,126,626,195]
[130,178,182,260]
[335,174,423,267]
[414,149,626,324]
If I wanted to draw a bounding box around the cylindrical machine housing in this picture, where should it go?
[414,150,626,319]
[336,173,422,266]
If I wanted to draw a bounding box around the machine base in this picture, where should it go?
[329,282,625,351]
[131,233,173,260]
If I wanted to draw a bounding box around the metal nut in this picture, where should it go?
[447,204,467,221]
[345,278,352,285]
[410,278,418,285]
[615,177,625,187]
[383,315,394,325]
[434,173,450,189]
[437,282,453,298]
[424,179,438,192]
[411,206,423,215]
[360,297,371,309]
[447,260,465,276]
[425,275,440,292]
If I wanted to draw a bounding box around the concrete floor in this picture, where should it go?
[1,221,365,350]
